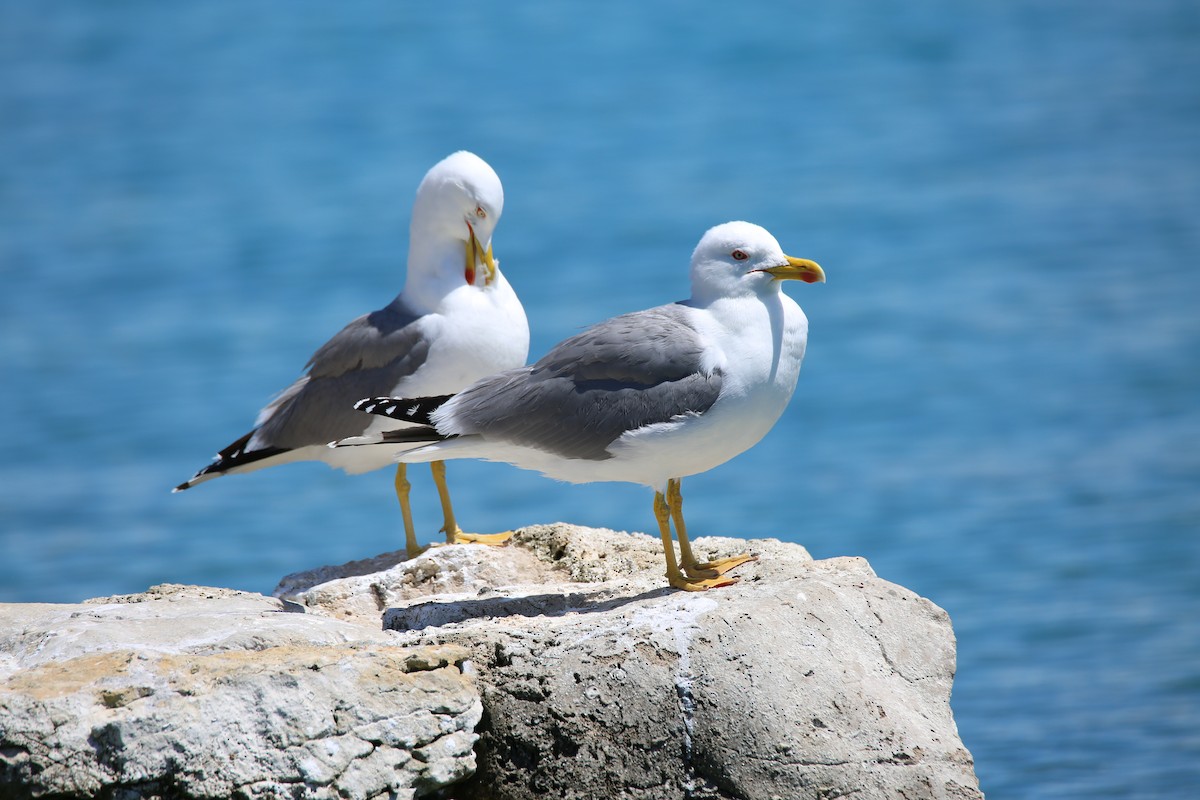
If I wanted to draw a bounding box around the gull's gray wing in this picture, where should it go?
[445,304,722,460]
[253,299,431,449]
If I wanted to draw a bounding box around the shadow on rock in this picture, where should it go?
[384,586,671,631]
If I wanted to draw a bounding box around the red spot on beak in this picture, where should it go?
[465,222,477,285]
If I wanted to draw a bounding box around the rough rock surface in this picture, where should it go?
[1,525,981,799]
[0,585,481,800]
[280,524,984,800]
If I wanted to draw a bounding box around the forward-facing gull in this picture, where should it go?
[175,151,530,557]
[336,221,824,591]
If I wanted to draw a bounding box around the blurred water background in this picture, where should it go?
[2,1,1198,796]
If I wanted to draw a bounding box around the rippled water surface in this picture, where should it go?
[2,2,1198,797]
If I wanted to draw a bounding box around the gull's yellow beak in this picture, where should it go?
[758,255,825,284]
[465,222,498,286]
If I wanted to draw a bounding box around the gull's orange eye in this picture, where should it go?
[475,206,487,219]
[731,249,748,261]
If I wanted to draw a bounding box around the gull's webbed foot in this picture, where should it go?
[442,527,515,547]
[681,553,758,580]
[450,530,516,547]
[667,571,740,592]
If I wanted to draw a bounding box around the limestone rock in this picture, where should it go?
[274,540,568,626]
[280,524,984,800]
[0,585,481,800]
[1,525,982,799]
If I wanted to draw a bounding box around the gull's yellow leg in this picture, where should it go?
[655,487,736,592]
[430,460,513,547]
[668,479,756,581]
[394,464,423,558]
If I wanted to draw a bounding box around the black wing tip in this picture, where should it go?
[171,461,223,493]
[354,396,394,413]
[172,462,220,493]
[174,431,291,492]
[354,394,453,425]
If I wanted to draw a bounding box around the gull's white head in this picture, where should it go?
[411,151,505,286]
[688,221,824,304]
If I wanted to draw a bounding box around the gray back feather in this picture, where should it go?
[447,304,722,460]
[255,299,431,448]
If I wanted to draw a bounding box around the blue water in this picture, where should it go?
[2,2,1198,796]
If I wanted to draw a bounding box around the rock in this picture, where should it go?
[1,526,982,799]
[0,585,482,800]
[274,541,567,627]
[279,524,984,800]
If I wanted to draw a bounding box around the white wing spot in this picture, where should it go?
[406,404,420,416]
[385,405,398,415]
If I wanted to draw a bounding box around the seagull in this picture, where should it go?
[175,151,530,557]
[335,221,824,591]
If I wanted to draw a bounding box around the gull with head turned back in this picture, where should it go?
[175,151,530,557]
[337,221,824,591]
